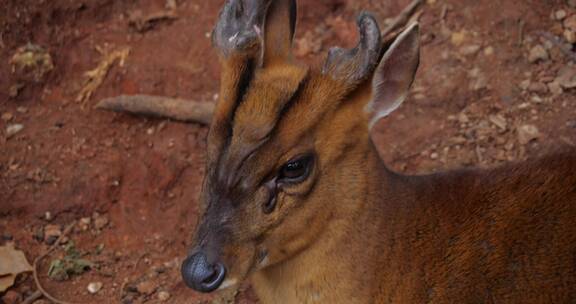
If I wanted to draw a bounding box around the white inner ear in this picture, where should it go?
[365,84,409,129]
[365,22,419,129]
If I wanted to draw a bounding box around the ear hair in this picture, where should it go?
[366,22,420,128]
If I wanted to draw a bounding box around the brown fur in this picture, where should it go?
[187,1,576,303]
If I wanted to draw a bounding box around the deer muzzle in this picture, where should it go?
[181,251,227,292]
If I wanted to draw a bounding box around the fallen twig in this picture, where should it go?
[128,11,178,32]
[537,30,576,62]
[381,0,425,39]
[22,221,78,304]
[96,95,215,125]
[518,19,525,46]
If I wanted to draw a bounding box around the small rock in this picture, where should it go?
[451,30,467,46]
[528,82,548,94]
[517,124,540,145]
[519,79,531,91]
[44,224,62,245]
[6,124,24,138]
[45,211,53,221]
[2,290,21,304]
[136,280,157,295]
[457,113,469,124]
[78,217,91,231]
[528,45,549,63]
[165,0,177,10]
[564,15,576,31]
[471,75,488,91]
[16,106,28,113]
[489,114,507,130]
[548,81,563,95]
[430,152,439,160]
[555,9,567,20]
[564,29,576,43]
[1,112,13,121]
[556,66,576,88]
[93,213,109,230]
[531,95,544,103]
[468,67,488,91]
[483,46,494,56]
[460,44,481,56]
[157,291,171,302]
[87,282,103,294]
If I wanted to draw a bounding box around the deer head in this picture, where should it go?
[181,0,420,293]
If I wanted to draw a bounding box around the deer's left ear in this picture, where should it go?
[367,22,420,128]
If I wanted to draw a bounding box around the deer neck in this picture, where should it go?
[251,140,399,303]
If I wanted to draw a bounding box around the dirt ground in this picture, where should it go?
[1,0,575,303]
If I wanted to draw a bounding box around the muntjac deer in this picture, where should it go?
[180,0,576,302]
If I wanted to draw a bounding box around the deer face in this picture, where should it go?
[181,0,420,293]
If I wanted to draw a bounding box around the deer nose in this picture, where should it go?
[181,251,227,292]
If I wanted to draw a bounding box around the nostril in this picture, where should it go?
[181,252,227,293]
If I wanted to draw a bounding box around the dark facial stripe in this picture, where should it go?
[213,58,256,176]
[214,71,310,201]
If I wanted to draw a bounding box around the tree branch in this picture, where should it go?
[381,0,425,39]
[95,95,215,125]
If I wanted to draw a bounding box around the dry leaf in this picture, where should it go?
[76,46,130,103]
[0,244,33,292]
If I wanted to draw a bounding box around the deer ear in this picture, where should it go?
[367,22,420,128]
[263,0,297,66]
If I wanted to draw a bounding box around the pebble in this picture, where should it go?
[93,213,109,230]
[564,29,576,44]
[78,217,91,231]
[6,124,24,138]
[451,30,467,46]
[556,66,576,88]
[489,114,507,130]
[528,82,548,94]
[528,45,549,63]
[564,15,576,32]
[430,152,439,160]
[1,112,13,121]
[519,79,531,91]
[517,124,540,145]
[460,44,481,56]
[87,282,103,294]
[457,113,469,124]
[136,280,157,295]
[157,291,171,301]
[528,44,550,63]
[44,224,62,245]
[548,81,563,95]
[555,9,567,20]
[483,46,494,56]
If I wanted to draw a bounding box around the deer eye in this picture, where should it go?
[279,154,314,183]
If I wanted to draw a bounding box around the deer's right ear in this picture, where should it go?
[367,23,420,128]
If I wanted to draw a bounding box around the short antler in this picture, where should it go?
[212,0,271,59]
[322,13,382,84]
